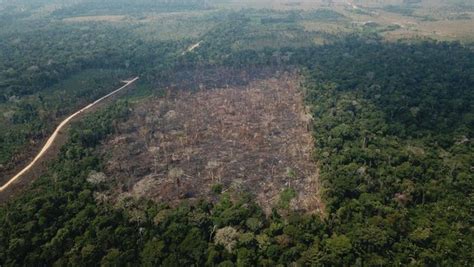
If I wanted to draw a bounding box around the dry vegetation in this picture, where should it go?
[62,15,128,22]
[133,11,217,41]
[99,70,324,214]
[282,0,474,42]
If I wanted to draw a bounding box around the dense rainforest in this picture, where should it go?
[0,17,185,168]
[1,33,472,265]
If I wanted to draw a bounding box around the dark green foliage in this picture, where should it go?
[212,183,223,194]
[303,9,346,21]
[0,4,472,266]
[0,18,182,166]
[278,188,296,209]
[0,101,134,266]
[298,38,473,265]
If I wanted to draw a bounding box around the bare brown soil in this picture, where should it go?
[101,71,324,214]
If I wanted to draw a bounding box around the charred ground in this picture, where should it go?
[98,69,324,213]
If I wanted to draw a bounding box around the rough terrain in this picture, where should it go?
[100,71,324,213]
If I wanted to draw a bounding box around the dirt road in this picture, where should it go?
[0,77,139,192]
[182,41,202,55]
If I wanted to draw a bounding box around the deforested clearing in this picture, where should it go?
[101,71,324,214]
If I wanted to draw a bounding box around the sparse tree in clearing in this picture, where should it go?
[286,167,297,188]
[206,160,221,182]
[138,126,151,149]
[169,167,184,195]
[147,146,160,175]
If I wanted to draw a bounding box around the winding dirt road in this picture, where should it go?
[0,76,139,192]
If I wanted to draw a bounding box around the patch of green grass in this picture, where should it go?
[278,188,296,209]
[211,183,223,194]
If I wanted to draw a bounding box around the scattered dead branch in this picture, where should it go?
[102,70,324,214]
